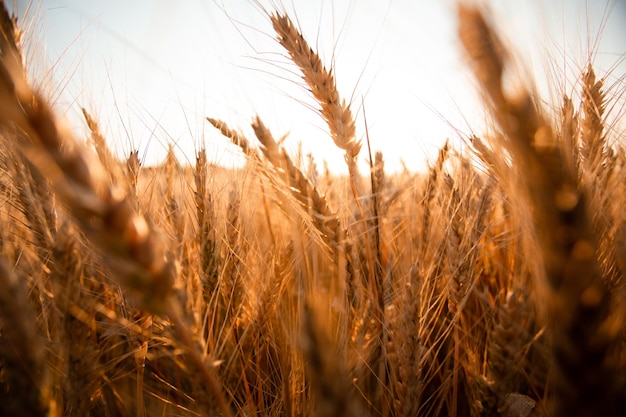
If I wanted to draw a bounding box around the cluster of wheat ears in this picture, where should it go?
[0,2,624,416]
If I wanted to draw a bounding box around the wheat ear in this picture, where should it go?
[82,107,124,184]
[459,6,620,416]
[251,116,343,249]
[270,13,361,179]
[0,4,235,415]
[0,3,174,310]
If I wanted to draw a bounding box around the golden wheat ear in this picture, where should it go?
[0,5,237,411]
[251,116,343,249]
[0,3,176,314]
[82,107,125,184]
[459,5,622,417]
[270,13,361,178]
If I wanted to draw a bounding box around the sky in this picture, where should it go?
[8,0,626,173]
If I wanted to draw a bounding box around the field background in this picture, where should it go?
[0,1,625,417]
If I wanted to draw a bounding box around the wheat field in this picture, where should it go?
[0,2,624,417]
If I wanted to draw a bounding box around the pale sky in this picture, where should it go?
[9,0,626,173]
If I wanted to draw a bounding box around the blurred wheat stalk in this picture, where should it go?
[0,2,623,417]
